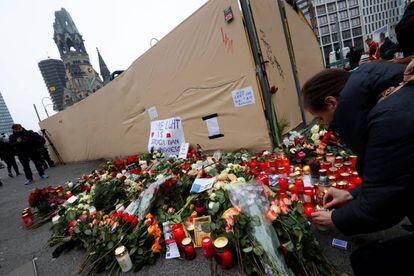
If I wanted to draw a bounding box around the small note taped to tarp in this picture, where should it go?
[148,106,158,120]
[232,86,255,107]
[190,177,216,193]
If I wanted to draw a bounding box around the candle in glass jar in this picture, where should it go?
[295,179,304,194]
[303,187,315,205]
[325,152,335,164]
[278,166,287,178]
[201,236,214,258]
[115,245,133,272]
[349,155,358,170]
[279,177,288,192]
[214,237,234,269]
[343,161,353,173]
[334,163,344,174]
[172,224,186,246]
[182,238,196,260]
[22,213,34,228]
[352,172,362,186]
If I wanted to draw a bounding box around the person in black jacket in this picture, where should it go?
[379,32,396,60]
[0,137,21,177]
[9,124,48,185]
[301,62,414,275]
[346,46,361,70]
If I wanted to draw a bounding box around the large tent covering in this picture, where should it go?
[40,0,323,162]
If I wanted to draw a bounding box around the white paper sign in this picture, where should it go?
[190,177,216,193]
[148,117,185,156]
[178,142,189,159]
[205,117,221,136]
[232,86,255,107]
[148,106,158,120]
[67,195,78,204]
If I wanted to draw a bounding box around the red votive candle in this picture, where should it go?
[172,224,186,247]
[182,238,196,260]
[214,237,234,269]
[201,236,214,258]
[303,187,315,205]
[279,177,288,192]
[349,155,358,170]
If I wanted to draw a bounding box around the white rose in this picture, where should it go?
[209,193,217,201]
[314,139,321,146]
[311,125,320,134]
[289,148,297,154]
[237,177,246,183]
[311,133,320,142]
[67,182,73,189]
[319,130,327,136]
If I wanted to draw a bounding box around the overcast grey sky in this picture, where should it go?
[0,0,208,130]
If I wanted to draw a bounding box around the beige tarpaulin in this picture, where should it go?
[250,0,324,128]
[40,0,273,162]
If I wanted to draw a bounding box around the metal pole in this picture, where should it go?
[276,0,307,125]
[240,0,281,146]
[336,18,345,67]
[33,104,41,122]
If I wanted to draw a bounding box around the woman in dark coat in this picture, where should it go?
[301,62,414,275]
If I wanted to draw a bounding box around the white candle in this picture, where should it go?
[88,206,96,215]
[52,215,60,225]
[115,246,132,272]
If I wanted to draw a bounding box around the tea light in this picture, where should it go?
[115,245,132,272]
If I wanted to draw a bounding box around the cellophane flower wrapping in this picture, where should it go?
[227,181,289,276]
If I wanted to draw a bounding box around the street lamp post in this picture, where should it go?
[41,97,53,118]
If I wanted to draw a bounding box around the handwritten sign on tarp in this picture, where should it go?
[232,86,255,107]
[148,117,185,156]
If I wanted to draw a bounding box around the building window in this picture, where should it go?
[339,10,348,20]
[349,8,359,17]
[338,1,347,9]
[316,5,327,15]
[340,20,350,29]
[332,33,338,42]
[351,18,361,27]
[322,35,331,44]
[331,24,338,32]
[319,15,328,25]
[327,3,336,12]
[320,25,330,35]
[342,30,351,39]
[352,27,362,36]
[330,13,338,22]
[348,0,358,7]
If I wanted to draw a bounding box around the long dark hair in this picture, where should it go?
[301,69,350,112]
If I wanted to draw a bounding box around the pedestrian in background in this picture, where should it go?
[365,37,380,60]
[0,136,21,177]
[8,124,48,185]
[379,32,396,60]
[346,46,361,70]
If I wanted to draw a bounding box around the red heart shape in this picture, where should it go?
[166,133,171,138]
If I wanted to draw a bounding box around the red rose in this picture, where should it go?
[79,214,88,221]
[69,220,78,227]
[120,175,126,181]
[111,172,118,177]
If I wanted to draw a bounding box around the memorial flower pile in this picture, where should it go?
[23,127,358,275]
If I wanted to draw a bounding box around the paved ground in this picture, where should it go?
[0,161,409,275]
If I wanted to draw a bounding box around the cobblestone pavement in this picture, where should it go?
[0,161,408,275]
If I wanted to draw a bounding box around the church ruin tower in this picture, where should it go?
[97,48,111,85]
[53,8,102,108]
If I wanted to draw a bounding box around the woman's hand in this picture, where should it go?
[404,58,414,83]
[323,187,353,209]
[311,210,334,226]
